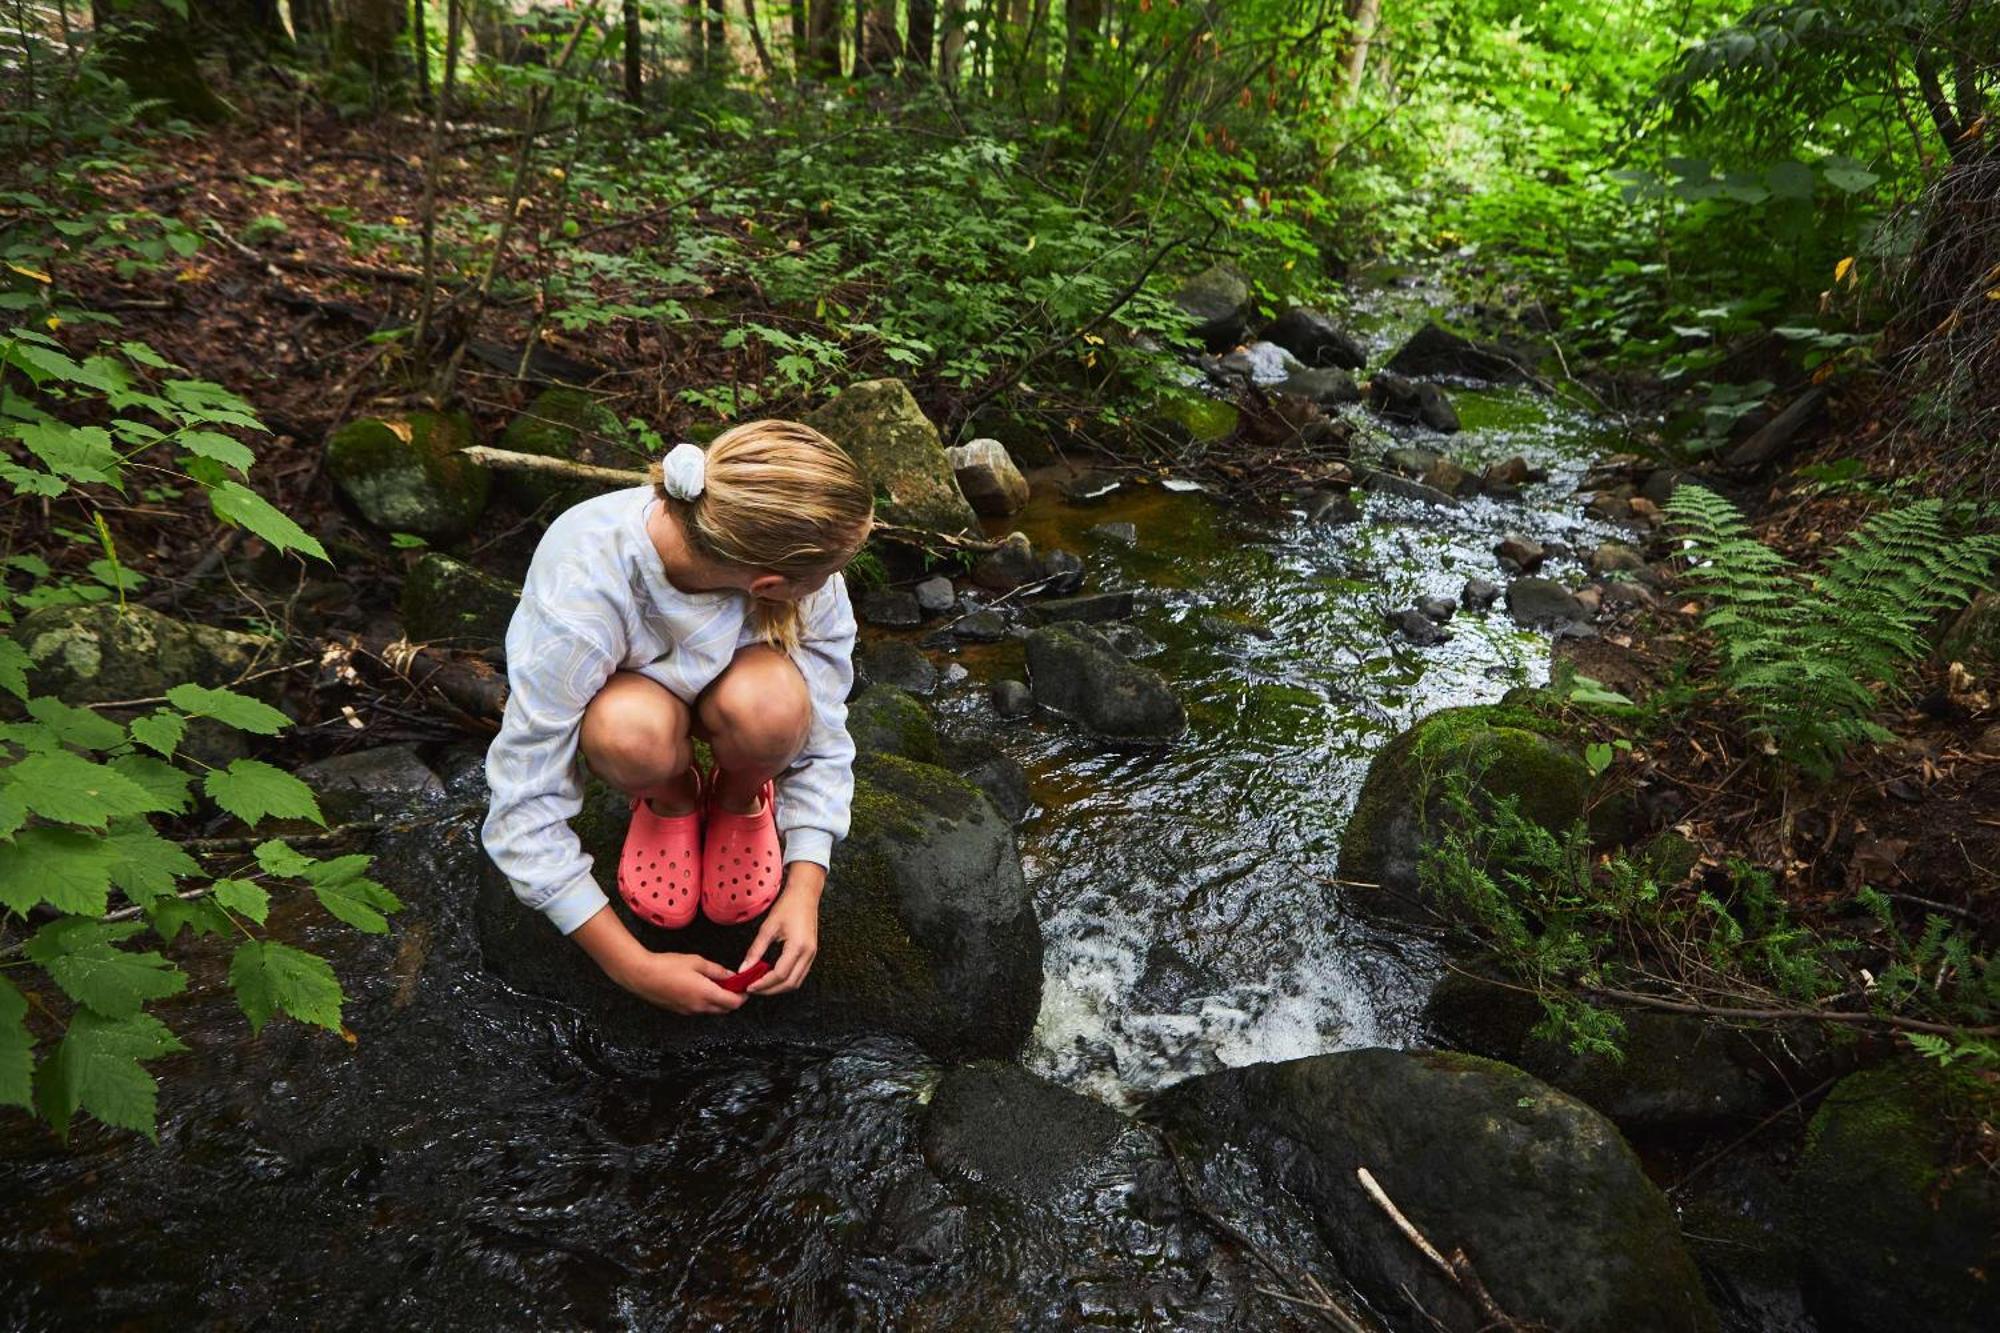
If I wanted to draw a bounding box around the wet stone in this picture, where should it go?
[1495,532,1546,573]
[1097,623,1163,659]
[1418,596,1456,624]
[1039,548,1086,595]
[1361,469,1458,508]
[856,640,939,696]
[1461,577,1502,611]
[1030,591,1135,625]
[1390,607,1451,646]
[1369,371,1460,433]
[913,575,957,617]
[1303,488,1361,525]
[297,744,445,824]
[1484,455,1533,490]
[945,438,1030,517]
[1276,366,1361,407]
[857,587,924,628]
[953,609,1009,643]
[1026,623,1186,743]
[971,532,1041,591]
[1382,444,1442,477]
[990,679,1034,718]
[1508,577,1590,628]
[1589,541,1646,575]
[1260,307,1367,370]
[1421,456,1476,498]
[1087,521,1138,547]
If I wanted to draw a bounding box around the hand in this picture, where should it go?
[611,949,747,1015]
[740,863,824,995]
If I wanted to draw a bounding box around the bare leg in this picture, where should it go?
[580,672,701,816]
[696,644,811,814]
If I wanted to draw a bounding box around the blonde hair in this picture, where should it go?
[652,419,874,651]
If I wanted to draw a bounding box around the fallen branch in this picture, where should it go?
[1355,1167,1530,1332]
[331,634,509,726]
[459,446,1002,551]
[1584,985,2000,1039]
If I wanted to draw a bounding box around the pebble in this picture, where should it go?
[914,575,957,616]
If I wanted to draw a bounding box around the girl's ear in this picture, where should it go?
[746,572,793,602]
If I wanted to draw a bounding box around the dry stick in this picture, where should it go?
[435,6,600,400]
[1354,1168,1528,1333]
[1585,985,2000,1038]
[457,446,1004,551]
[414,0,465,354]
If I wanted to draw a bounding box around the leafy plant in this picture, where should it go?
[1668,485,2000,777]
[0,323,396,1141]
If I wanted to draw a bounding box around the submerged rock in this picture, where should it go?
[1087,521,1138,547]
[1171,264,1254,351]
[1151,1049,1715,1332]
[1038,548,1086,595]
[1260,307,1367,370]
[1025,623,1185,743]
[475,751,1041,1061]
[1029,591,1135,625]
[805,379,978,533]
[1337,702,1592,918]
[951,609,1008,643]
[1360,468,1458,508]
[945,438,1030,517]
[1151,389,1241,447]
[327,410,489,542]
[1369,371,1460,432]
[401,553,520,648]
[497,387,627,513]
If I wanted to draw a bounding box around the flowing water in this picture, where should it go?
[0,280,1638,1328]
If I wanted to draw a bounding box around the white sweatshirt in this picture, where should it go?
[480,485,857,934]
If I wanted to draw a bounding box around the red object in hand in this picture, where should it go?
[718,960,771,994]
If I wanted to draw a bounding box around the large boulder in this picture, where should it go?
[1025,623,1186,743]
[1261,307,1367,370]
[11,601,269,703]
[1171,264,1255,351]
[1151,1049,1716,1333]
[326,410,489,542]
[1790,1062,2000,1333]
[1385,322,1530,383]
[804,379,978,533]
[497,387,629,514]
[1337,703,1592,919]
[945,438,1030,517]
[400,553,520,649]
[475,750,1041,1061]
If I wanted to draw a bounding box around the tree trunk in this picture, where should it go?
[857,0,898,73]
[805,0,840,75]
[686,0,705,68]
[90,0,231,120]
[790,0,806,70]
[1059,0,1101,108]
[936,0,965,83]
[706,0,727,69]
[905,0,934,73]
[336,0,408,89]
[411,0,430,107]
[624,0,643,100]
[742,0,775,76]
[1342,0,1378,98]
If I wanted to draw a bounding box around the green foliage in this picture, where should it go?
[1668,485,2000,777]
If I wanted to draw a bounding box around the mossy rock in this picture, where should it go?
[1940,589,1998,668]
[1336,701,1592,921]
[803,379,979,534]
[474,751,1041,1060]
[400,553,520,649]
[497,387,628,515]
[1791,1061,2000,1332]
[846,683,943,765]
[1149,389,1240,448]
[326,410,488,542]
[1150,1048,1716,1332]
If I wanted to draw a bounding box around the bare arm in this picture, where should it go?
[570,905,746,1015]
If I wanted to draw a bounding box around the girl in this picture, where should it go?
[482,420,873,1016]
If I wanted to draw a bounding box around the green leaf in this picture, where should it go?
[14,422,121,486]
[252,838,315,878]
[207,481,327,561]
[5,749,170,826]
[0,785,24,839]
[0,639,29,700]
[119,340,176,370]
[35,1009,185,1141]
[164,684,289,735]
[25,695,128,750]
[0,827,117,914]
[203,759,323,827]
[310,865,399,933]
[210,878,270,924]
[1822,166,1879,195]
[0,459,69,498]
[177,430,254,473]
[103,822,199,904]
[146,894,232,944]
[128,709,186,757]
[1764,159,1813,200]
[25,917,187,1019]
[228,939,344,1034]
[108,754,194,814]
[0,976,31,1109]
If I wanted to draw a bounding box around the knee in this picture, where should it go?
[705,656,810,768]
[583,689,690,792]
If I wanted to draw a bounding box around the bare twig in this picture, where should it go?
[1355,1168,1530,1332]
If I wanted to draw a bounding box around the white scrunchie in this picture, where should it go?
[661,441,706,501]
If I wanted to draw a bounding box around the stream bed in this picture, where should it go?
[0,286,1646,1328]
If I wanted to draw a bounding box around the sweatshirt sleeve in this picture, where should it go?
[775,573,858,870]
[481,594,621,935]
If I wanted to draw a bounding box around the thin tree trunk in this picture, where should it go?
[857,0,898,72]
[1059,0,1100,110]
[905,0,933,72]
[743,0,775,76]
[805,0,839,74]
[412,0,430,108]
[1342,0,1378,97]
[706,0,727,68]
[415,0,464,358]
[624,0,643,99]
[790,0,805,71]
[687,0,705,68]
[937,0,965,83]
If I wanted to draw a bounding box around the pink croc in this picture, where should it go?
[701,778,783,926]
[617,785,703,930]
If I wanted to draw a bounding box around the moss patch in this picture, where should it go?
[327,410,488,542]
[845,685,942,765]
[1151,389,1241,446]
[499,387,629,514]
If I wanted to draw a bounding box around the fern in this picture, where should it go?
[1668,487,2000,777]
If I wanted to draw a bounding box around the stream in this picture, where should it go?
[0,279,1642,1328]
